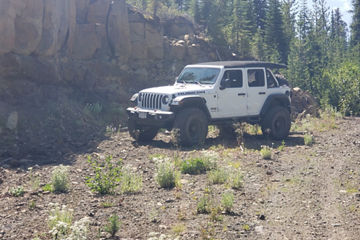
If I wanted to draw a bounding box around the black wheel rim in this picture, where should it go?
[188,118,202,140]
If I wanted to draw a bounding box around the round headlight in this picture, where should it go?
[162,95,170,105]
[138,93,142,101]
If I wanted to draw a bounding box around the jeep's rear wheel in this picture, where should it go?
[128,119,158,142]
[261,106,290,140]
[173,108,208,147]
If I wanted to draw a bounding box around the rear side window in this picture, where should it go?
[248,69,265,87]
[222,70,243,88]
[266,69,278,88]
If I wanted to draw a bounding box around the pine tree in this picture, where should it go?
[329,9,347,62]
[281,0,297,61]
[253,0,267,29]
[286,0,311,89]
[190,0,201,23]
[264,0,287,63]
[350,0,360,46]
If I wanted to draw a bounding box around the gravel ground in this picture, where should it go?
[0,117,359,240]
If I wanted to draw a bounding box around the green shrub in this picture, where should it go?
[210,206,223,222]
[9,186,24,197]
[28,167,40,191]
[48,203,90,240]
[304,134,314,146]
[181,157,207,174]
[42,183,52,192]
[208,168,228,184]
[48,203,73,239]
[52,165,70,193]
[155,162,179,189]
[104,214,120,237]
[228,170,243,190]
[120,167,143,194]
[197,195,211,214]
[172,223,187,235]
[221,192,234,213]
[260,146,272,160]
[85,155,123,195]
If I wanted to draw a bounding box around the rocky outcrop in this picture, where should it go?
[0,0,218,164]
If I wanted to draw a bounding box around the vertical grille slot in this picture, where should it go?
[139,93,165,110]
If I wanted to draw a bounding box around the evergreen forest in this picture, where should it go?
[127,0,360,115]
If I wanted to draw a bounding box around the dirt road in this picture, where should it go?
[0,117,359,239]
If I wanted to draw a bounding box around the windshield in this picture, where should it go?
[177,67,220,85]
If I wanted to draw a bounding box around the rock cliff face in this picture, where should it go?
[0,0,217,164]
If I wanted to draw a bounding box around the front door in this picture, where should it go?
[216,69,247,118]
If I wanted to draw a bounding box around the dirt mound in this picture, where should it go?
[291,87,319,119]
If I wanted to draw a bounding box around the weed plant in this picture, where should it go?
[42,183,52,192]
[85,155,123,195]
[155,162,180,189]
[221,192,234,213]
[52,165,70,193]
[68,217,91,240]
[210,206,223,222]
[28,167,40,191]
[260,146,272,160]
[120,167,143,194]
[104,214,120,237]
[208,168,228,184]
[304,134,314,146]
[197,195,211,214]
[181,157,208,174]
[48,203,90,240]
[9,186,24,197]
[172,223,187,235]
[228,170,243,190]
[48,203,73,239]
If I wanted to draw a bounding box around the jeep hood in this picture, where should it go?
[140,84,213,95]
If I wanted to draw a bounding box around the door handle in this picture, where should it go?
[259,92,266,95]
[238,93,246,96]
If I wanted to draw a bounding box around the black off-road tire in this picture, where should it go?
[261,106,291,140]
[128,119,159,142]
[173,108,208,147]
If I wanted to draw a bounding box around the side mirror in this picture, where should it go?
[219,78,229,90]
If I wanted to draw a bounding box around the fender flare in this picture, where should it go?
[260,94,291,117]
[170,96,211,120]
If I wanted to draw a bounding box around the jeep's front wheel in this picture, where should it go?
[128,119,158,142]
[261,106,291,140]
[173,108,208,147]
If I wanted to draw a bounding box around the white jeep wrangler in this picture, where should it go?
[127,61,291,146]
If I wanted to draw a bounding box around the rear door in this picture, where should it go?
[245,68,267,115]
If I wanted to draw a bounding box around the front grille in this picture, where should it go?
[140,93,165,109]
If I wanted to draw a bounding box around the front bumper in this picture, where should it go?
[126,107,175,127]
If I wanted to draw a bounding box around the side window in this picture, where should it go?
[248,69,265,87]
[222,70,243,88]
[266,69,278,88]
